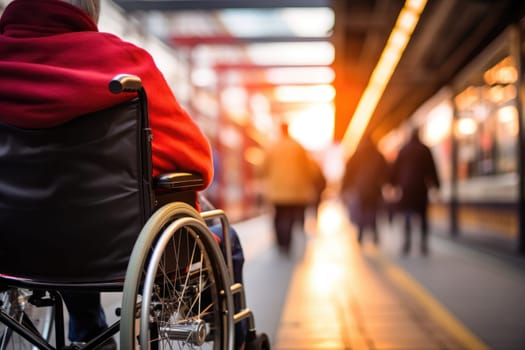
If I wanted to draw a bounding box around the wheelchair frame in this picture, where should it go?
[0,75,269,350]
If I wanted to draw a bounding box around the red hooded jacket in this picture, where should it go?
[0,0,213,188]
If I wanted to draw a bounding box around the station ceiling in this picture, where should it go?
[333,0,525,142]
[114,0,525,142]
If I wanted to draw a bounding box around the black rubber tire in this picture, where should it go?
[246,332,271,350]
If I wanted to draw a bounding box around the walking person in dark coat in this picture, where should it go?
[341,135,388,244]
[391,127,440,255]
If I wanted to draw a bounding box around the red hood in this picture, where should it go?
[0,0,136,127]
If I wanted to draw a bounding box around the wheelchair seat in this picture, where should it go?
[0,98,156,282]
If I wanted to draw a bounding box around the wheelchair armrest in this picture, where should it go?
[154,172,204,190]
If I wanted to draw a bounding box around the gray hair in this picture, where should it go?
[62,0,101,24]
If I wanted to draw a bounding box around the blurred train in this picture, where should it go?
[379,25,525,254]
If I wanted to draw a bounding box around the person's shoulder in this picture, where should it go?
[288,137,307,151]
[97,32,153,59]
[263,141,279,155]
[416,140,432,152]
[276,137,298,149]
[398,142,411,153]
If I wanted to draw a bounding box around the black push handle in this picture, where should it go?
[109,74,143,94]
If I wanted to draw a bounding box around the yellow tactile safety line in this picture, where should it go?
[370,249,491,350]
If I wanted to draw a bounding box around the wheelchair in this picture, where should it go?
[0,74,270,350]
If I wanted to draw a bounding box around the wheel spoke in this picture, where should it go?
[0,289,54,350]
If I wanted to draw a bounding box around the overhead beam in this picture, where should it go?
[114,0,331,11]
[213,63,330,70]
[170,35,330,46]
[222,82,329,90]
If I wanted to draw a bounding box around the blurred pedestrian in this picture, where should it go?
[391,127,440,255]
[260,123,325,253]
[341,135,388,244]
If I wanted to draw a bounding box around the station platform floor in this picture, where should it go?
[235,198,525,350]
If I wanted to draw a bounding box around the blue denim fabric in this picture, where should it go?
[62,292,108,342]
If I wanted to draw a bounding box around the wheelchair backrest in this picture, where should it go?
[0,98,153,283]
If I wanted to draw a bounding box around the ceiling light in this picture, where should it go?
[341,0,428,158]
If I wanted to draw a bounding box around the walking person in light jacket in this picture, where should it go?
[260,123,325,254]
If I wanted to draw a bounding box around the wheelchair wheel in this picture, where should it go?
[0,289,54,350]
[246,332,271,350]
[120,202,234,350]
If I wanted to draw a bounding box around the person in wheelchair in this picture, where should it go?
[0,0,247,348]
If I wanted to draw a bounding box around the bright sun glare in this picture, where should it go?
[288,104,335,151]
